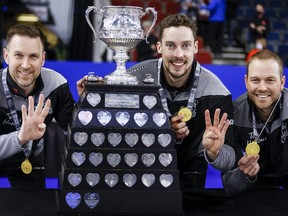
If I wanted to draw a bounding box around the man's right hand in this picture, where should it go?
[170,114,190,140]
[238,154,260,178]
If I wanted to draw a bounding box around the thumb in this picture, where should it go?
[38,123,46,131]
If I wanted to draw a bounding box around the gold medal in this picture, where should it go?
[21,158,32,174]
[178,107,192,122]
[245,141,260,155]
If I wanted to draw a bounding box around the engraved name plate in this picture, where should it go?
[105,94,139,108]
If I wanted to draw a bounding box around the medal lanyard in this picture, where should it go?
[251,93,282,142]
[158,59,201,117]
[1,69,32,158]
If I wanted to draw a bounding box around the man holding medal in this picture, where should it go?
[127,14,236,190]
[222,50,288,195]
[0,24,75,188]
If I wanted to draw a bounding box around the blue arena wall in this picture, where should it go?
[44,61,288,101]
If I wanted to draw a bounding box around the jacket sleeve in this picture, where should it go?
[51,83,75,131]
[0,131,32,160]
[204,144,236,172]
[222,167,255,196]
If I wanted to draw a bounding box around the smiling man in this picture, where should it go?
[0,24,75,188]
[222,50,288,196]
[127,14,237,192]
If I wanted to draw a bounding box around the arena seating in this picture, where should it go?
[237,0,288,66]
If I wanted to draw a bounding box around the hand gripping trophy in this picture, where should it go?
[85,5,157,85]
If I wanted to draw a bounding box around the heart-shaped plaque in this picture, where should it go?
[65,192,81,209]
[91,133,105,147]
[107,153,121,167]
[142,173,155,187]
[153,112,167,127]
[123,174,137,187]
[86,93,101,107]
[141,153,155,167]
[116,111,130,126]
[71,152,86,166]
[107,133,122,147]
[159,174,173,188]
[159,153,173,167]
[143,95,157,109]
[84,192,100,209]
[124,153,138,167]
[105,173,119,187]
[97,111,112,126]
[78,111,93,125]
[125,133,139,147]
[86,173,100,187]
[158,133,172,147]
[141,133,155,147]
[73,132,88,146]
[89,152,103,167]
[68,173,82,187]
[134,112,148,127]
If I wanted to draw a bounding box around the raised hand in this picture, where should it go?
[202,108,230,160]
[17,94,51,145]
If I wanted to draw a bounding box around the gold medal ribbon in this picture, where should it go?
[246,93,282,155]
[158,60,201,120]
[2,69,34,174]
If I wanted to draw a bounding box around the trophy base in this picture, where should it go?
[59,82,183,216]
[104,73,139,85]
[57,190,184,216]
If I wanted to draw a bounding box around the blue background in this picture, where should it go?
[1,61,287,189]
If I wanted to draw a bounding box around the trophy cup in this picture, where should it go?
[85,5,157,85]
[57,5,183,216]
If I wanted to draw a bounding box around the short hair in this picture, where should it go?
[5,24,46,51]
[158,14,197,41]
[256,37,267,48]
[247,50,283,77]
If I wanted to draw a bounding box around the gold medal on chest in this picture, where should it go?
[245,141,260,155]
[178,107,192,122]
[21,158,32,174]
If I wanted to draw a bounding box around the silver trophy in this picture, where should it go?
[85,5,157,85]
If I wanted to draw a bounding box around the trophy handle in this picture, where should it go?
[144,7,158,44]
[85,6,102,43]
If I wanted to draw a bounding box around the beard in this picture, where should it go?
[15,76,36,89]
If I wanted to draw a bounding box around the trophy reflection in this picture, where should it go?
[85,5,157,85]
